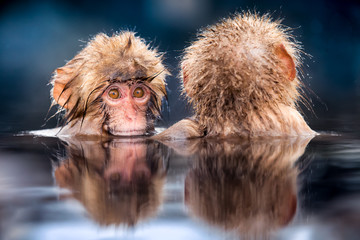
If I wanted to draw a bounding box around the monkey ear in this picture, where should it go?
[52,67,74,109]
[274,44,296,81]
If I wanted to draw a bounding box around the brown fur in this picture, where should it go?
[184,136,311,236]
[158,12,315,139]
[54,138,168,226]
[50,32,169,135]
[155,118,205,140]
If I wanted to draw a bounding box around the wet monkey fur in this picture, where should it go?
[157,12,316,139]
[50,32,169,136]
[49,13,315,139]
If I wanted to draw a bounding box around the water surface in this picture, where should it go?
[0,131,360,240]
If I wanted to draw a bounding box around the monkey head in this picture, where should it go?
[180,13,314,137]
[51,32,169,136]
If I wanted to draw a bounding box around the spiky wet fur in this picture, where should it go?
[50,32,168,133]
[181,12,315,137]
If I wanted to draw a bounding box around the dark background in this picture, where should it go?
[1,0,360,133]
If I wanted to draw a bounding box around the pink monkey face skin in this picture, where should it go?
[102,82,152,136]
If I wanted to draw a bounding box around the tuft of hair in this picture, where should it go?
[50,31,169,126]
[181,12,310,136]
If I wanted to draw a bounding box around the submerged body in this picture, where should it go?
[157,13,316,140]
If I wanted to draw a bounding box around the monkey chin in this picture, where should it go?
[109,129,149,137]
[104,119,154,137]
[104,125,151,137]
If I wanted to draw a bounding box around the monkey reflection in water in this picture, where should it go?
[184,137,311,237]
[54,139,169,226]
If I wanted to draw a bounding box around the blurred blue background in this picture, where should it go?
[1,0,360,133]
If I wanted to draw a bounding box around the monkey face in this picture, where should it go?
[102,82,152,136]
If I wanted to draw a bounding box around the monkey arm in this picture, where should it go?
[153,118,205,141]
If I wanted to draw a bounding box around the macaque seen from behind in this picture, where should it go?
[51,32,168,136]
[157,13,316,139]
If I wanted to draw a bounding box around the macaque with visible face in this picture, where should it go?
[156,13,316,139]
[51,32,169,136]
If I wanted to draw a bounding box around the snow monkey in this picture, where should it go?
[50,32,169,136]
[156,12,316,139]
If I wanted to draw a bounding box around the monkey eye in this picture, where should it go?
[133,87,144,98]
[108,89,120,99]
